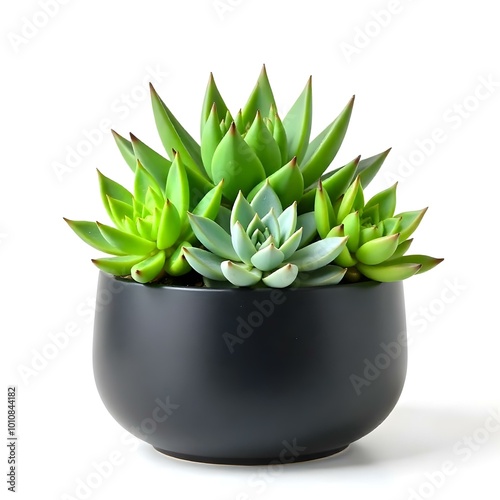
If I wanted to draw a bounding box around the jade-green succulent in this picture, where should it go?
[65,65,442,286]
[183,182,347,288]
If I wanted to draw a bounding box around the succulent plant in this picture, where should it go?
[183,183,347,288]
[314,176,443,282]
[64,153,223,283]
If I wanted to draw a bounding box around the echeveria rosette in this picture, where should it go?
[182,183,348,288]
[314,176,443,282]
[64,153,223,283]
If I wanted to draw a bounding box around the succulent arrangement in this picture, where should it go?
[65,66,442,288]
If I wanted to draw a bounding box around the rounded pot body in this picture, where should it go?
[93,271,407,465]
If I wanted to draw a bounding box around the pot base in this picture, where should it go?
[153,444,349,466]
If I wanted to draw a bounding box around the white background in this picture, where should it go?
[2,0,499,499]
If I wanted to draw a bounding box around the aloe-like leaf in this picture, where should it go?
[381,217,402,236]
[97,170,133,221]
[391,238,413,259]
[355,233,399,266]
[337,176,360,223]
[355,148,391,188]
[396,208,428,241]
[282,76,312,163]
[261,209,281,244]
[277,202,298,242]
[250,181,283,219]
[97,222,156,254]
[130,251,165,283]
[300,96,354,187]
[182,246,225,280]
[150,84,205,173]
[278,228,302,260]
[244,110,282,175]
[343,211,360,252]
[296,212,317,248]
[211,123,266,201]
[288,237,347,272]
[130,133,171,189]
[250,244,285,271]
[157,200,181,250]
[144,186,164,214]
[201,73,230,136]
[136,217,153,240]
[333,246,358,268]
[362,204,380,225]
[164,242,191,276]
[314,181,334,239]
[151,207,162,241]
[231,221,256,265]
[353,182,365,211]
[231,191,256,229]
[187,213,238,260]
[270,105,288,164]
[234,109,245,134]
[246,213,265,238]
[262,264,298,288]
[241,65,276,129]
[200,104,223,181]
[365,183,397,220]
[122,216,140,236]
[386,254,443,274]
[64,219,127,256]
[326,224,344,238]
[134,161,162,205]
[216,206,231,233]
[221,261,262,287]
[359,226,379,246]
[111,130,136,172]
[92,254,145,276]
[107,196,134,228]
[356,261,421,282]
[295,265,346,287]
[165,152,189,217]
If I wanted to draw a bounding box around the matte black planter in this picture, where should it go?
[93,271,407,465]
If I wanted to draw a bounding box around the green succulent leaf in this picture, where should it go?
[134,161,162,205]
[391,238,413,259]
[201,73,230,136]
[262,264,298,288]
[359,225,379,246]
[278,228,303,260]
[301,96,354,188]
[314,181,334,239]
[365,183,397,220]
[231,221,256,266]
[244,110,282,175]
[106,196,134,228]
[282,76,312,164]
[295,265,346,287]
[221,261,262,287]
[250,181,283,219]
[246,213,266,237]
[296,212,317,248]
[333,246,358,268]
[396,208,428,241]
[200,104,223,181]
[343,211,360,252]
[361,204,380,225]
[130,134,171,189]
[131,251,166,283]
[111,130,136,172]
[164,242,192,276]
[231,191,256,229]
[92,254,145,276]
[251,244,285,271]
[261,209,281,244]
[381,217,402,236]
[386,254,443,274]
[190,180,224,223]
[288,237,347,272]
[97,170,134,222]
[355,148,391,188]
[157,200,181,250]
[356,261,422,282]
[241,65,276,129]
[337,176,361,223]
[182,246,225,281]
[211,123,266,201]
[136,217,153,240]
[97,222,156,255]
[270,105,288,163]
[165,152,189,217]
[277,202,298,242]
[355,233,399,265]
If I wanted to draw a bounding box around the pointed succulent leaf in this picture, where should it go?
[343,211,360,252]
[356,261,421,282]
[223,109,233,130]
[231,191,257,229]
[333,246,358,267]
[211,123,266,201]
[151,207,162,241]
[111,130,136,172]
[365,183,397,220]
[381,217,402,236]
[136,217,153,240]
[97,222,156,254]
[262,264,298,288]
[386,254,443,274]
[288,237,347,272]
[359,226,379,246]
[130,251,166,283]
[134,161,162,204]
[355,148,391,188]
[92,254,145,276]
[130,134,171,189]
[221,261,262,287]
[106,196,134,228]
[64,219,127,256]
[279,228,303,260]
[355,233,399,265]
[182,247,225,281]
[231,221,256,265]
[150,84,204,173]
[282,76,312,163]
[234,109,245,134]
[391,238,413,259]
[314,181,334,239]
[97,170,134,221]
[362,204,380,225]
[296,212,317,248]
[277,202,298,242]
[261,209,281,244]
[187,213,239,260]
[244,110,282,176]
[200,104,223,180]
[216,206,231,233]
[246,213,265,237]
[164,242,191,276]
[122,216,140,236]
[396,208,428,241]
[295,265,346,287]
[157,200,181,250]
[301,96,354,187]
[250,181,282,218]
[270,106,288,163]
[165,152,189,216]
[241,65,276,129]
[337,176,360,223]
[251,244,285,271]
[353,182,365,211]
[144,187,164,215]
[201,73,230,135]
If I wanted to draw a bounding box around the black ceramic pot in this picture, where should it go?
[93,271,407,465]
